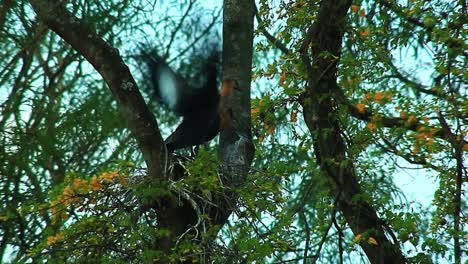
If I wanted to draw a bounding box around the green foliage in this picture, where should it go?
[1,0,465,263]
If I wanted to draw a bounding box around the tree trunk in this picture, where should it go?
[300,0,407,263]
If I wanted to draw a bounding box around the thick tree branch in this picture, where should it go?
[28,0,166,179]
[300,0,407,263]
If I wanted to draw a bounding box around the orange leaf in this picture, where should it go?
[290,111,298,122]
[279,71,286,86]
[351,5,359,13]
[47,236,58,246]
[47,233,63,246]
[374,92,384,102]
[251,107,261,117]
[359,9,366,18]
[63,186,74,197]
[360,29,371,37]
[356,103,366,114]
[367,123,377,131]
[91,176,102,191]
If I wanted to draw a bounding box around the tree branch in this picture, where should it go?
[28,0,166,179]
[333,88,468,145]
[437,112,465,264]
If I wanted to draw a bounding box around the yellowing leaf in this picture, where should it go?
[101,171,118,183]
[292,1,306,8]
[367,237,378,245]
[119,176,128,187]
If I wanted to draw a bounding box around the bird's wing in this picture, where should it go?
[141,49,189,114]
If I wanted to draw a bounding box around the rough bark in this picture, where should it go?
[299,0,407,263]
[209,0,255,227]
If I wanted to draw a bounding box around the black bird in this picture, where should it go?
[142,49,221,153]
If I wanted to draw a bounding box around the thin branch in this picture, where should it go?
[168,7,222,64]
[301,210,311,264]
[254,4,291,55]
[377,137,441,171]
[163,0,196,59]
[379,0,428,30]
[437,112,465,264]
[383,70,444,98]
[309,217,334,264]
[333,87,468,145]
[332,210,344,264]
